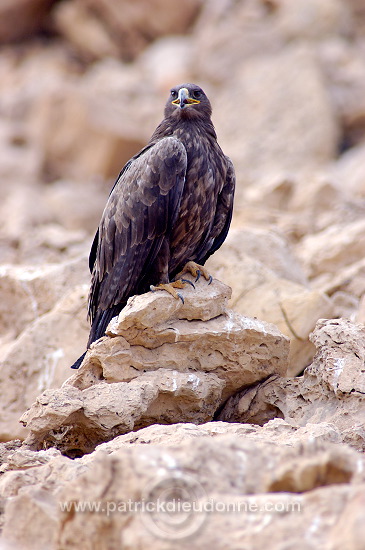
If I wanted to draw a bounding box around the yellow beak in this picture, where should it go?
[172,88,200,109]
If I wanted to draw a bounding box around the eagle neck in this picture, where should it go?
[150,116,217,145]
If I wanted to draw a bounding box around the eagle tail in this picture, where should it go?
[70,303,125,369]
[70,351,87,370]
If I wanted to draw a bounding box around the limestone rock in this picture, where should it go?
[53,0,202,62]
[1,0,365,547]
[333,141,365,198]
[207,230,334,375]
[0,0,54,44]
[20,278,289,455]
[212,46,340,183]
[20,371,224,456]
[0,257,88,341]
[296,219,365,279]
[0,286,89,441]
[1,422,364,550]
[218,319,365,451]
[193,0,351,83]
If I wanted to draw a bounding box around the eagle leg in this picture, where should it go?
[150,280,194,304]
[175,261,213,285]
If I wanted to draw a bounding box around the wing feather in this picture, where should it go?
[88,137,187,322]
[196,156,236,264]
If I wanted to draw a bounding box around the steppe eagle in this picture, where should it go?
[71,83,235,369]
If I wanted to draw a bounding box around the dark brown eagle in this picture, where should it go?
[71,83,235,369]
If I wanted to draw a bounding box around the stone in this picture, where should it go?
[296,219,365,279]
[332,141,365,197]
[212,46,340,184]
[1,0,365,546]
[53,0,202,62]
[207,231,334,375]
[1,422,364,549]
[218,319,365,451]
[21,371,224,456]
[319,38,365,149]
[20,278,289,455]
[0,256,88,341]
[0,286,89,441]
[193,0,351,83]
[0,0,54,44]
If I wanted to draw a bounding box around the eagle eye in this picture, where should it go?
[192,90,202,99]
[171,90,177,98]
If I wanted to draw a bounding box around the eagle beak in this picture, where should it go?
[172,88,200,109]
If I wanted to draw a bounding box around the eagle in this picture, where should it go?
[71,83,235,369]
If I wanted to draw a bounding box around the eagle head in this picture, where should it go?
[164,83,212,120]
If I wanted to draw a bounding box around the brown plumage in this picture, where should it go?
[71,83,235,369]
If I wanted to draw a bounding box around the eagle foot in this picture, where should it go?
[175,261,213,285]
[150,280,193,304]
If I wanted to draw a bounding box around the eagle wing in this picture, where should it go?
[88,136,187,325]
[195,156,236,264]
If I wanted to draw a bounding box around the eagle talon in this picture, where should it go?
[208,275,213,285]
[180,278,195,289]
[177,293,185,304]
[195,270,201,283]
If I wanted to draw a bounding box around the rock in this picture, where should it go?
[0,0,54,44]
[207,230,334,375]
[137,37,194,93]
[1,0,365,546]
[193,0,351,83]
[319,38,365,148]
[0,285,89,441]
[33,59,156,181]
[296,219,365,279]
[1,422,364,549]
[20,278,289,455]
[0,256,88,341]
[20,371,224,456]
[309,318,365,395]
[53,0,202,62]
[331,141,365,197]
[218,318,365,451]
[212,46,340,183]
[283,174,352,238]
[209,227,308,286]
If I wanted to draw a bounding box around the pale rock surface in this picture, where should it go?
[0,256,88,341]
[296,219,365,278]
[20,278,289,455]
[1,422,364,549]
[193,0,351,83]
[212,46,340,184]
[282,174,353,238]
[332,141,365,197]
[53,0,202,62]
[319,38,365,148]
[207,230,334,375]
[0,286,89,441]
[218,319,365,451]
[1,0,365,547]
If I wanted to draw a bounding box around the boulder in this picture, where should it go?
[0,0,54,44]
[207,230,334,375]
[0,286,89,441]
[20,278,289,455]
[0,256,88,340]
[296,219,365,279]
[53,0,202,62]
[218,318,365,451]
[212,46,340,184]
[1,421,364,550]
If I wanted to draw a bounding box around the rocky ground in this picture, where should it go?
[1,0,365,548]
